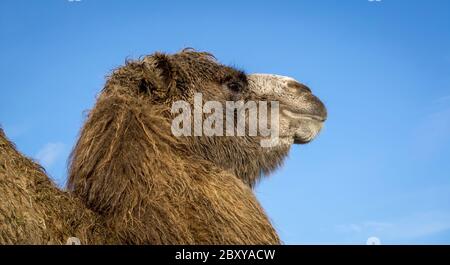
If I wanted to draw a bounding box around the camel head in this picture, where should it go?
[102,49,327,186]
[247,74,327,145]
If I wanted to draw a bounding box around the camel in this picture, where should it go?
[0,49,327,244]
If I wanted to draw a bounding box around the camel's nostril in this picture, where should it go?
[287,80,311,94]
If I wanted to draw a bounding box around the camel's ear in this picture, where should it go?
[141,53,178,100]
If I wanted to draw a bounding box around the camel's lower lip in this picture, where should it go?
[292,118,325,145]
[281,109,326,122]
[293,138,311,144]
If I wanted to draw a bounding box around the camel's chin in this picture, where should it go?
[280,109,326,145]
[292,119,324,145]
[276,137,295,146]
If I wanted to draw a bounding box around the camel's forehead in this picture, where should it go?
[247,73,297,95]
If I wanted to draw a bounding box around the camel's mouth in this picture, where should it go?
[282,109,326,123]
[246,73,327,146]
[281,109,326,145]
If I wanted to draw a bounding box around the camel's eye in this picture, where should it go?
[227,82,242,93]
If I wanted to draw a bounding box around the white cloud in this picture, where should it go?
[35,142,65,169]
[336,211,450,243]
[336,221,393,234]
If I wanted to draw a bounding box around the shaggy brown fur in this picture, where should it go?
[68,50,282,244]
[0,128,110,244]
[1,49,325,244]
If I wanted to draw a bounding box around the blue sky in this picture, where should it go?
[1,0,449,244]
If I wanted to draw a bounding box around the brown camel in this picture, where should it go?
[0,49,327,244]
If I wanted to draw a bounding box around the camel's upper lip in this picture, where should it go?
[281,109,326,122]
